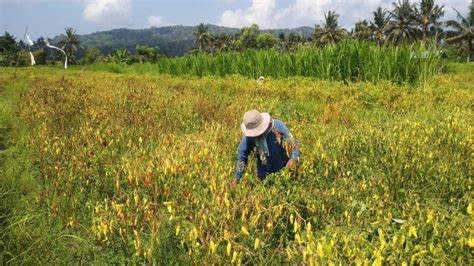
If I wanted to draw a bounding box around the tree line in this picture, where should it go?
[0,0,472,67]
[192,1,472,61]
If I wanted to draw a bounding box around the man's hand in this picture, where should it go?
[287,159,297,170]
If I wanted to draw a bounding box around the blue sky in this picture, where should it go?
[0,0,470,40]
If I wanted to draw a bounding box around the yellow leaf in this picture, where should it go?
[409,226,418,238]
[295,233,301,243]
[254,238,261,250]
[224,194,230,208]
[175,225,180,236]
[426,210,433,224]
[293,221,299,233]
[227,242,232,256]
[378,229,386,249]
[210,240,217,254]
[306,222,312,232]
[317,242,324,258]
[468,238,474,248]
[231,251,238,263]
[467,203,473,215]
[241,226,250,236]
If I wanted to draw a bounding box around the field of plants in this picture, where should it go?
[88,40,442,85]
[0,63,473,264]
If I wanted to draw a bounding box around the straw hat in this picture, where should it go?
[240,110,271,137]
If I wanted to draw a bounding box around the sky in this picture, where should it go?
[0,0,470,40]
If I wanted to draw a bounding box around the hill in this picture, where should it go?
[51,24,314,56]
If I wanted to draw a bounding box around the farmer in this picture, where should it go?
[233,110,300,184]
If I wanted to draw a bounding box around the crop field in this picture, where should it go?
[0,64,473,264]
[88,41,442,85]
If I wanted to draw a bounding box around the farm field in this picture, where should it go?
[0,64,473,264]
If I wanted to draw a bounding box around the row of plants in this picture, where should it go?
[88,40,442,84]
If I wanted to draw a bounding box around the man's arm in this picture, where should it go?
[273,120,300,160]
[235,136,253,181]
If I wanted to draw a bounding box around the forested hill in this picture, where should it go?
[51,24,314,56]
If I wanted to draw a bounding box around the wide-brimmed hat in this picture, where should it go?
[240,110,271,137]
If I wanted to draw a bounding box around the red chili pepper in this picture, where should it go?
[144,177,151,187]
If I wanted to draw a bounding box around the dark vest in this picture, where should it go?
[248,130,290,180]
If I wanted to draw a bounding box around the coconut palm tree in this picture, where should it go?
[194,23,211,52]
[371,7,389,46]
[415,0,445,42]
[385,0,418,44]
[215,33,234,52]
[313,11,347,45]
[59,27,80,63]
[353,20,372,41]
[445,4,473,62]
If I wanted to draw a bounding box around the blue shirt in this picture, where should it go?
[235,119,300,180]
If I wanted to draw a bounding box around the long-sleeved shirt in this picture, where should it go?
[235,119,300,180]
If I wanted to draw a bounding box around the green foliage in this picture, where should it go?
[194,23,212,52]
[88,40,443,84]
[415,0,445,41]
[313,11,348,45]
[112,48,131,65]
[134,45,161,63]
[15,51,31,66]
[33,48,47,65]
[386,0,419,44]
[239,24,260,50]
[0,32,18,66]
[371,7,389,46]
[256,33,279,49]
[445,3,474,62]
[58,27,81,64]
[81,47,103,65]
[353,20,372,41]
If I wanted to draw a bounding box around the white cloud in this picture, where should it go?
[147,15,172,27]
[219,0,277,28]
[82,0,132,25]
[219,0,386,29]
[219,0,470,29]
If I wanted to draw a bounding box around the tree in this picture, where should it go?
[112,48,131,65]
[59,27,81,64]
[239,24,260,49]
[0,31,18,66]
[256,33,279,49]
[16,50,31,66]
[33,48,47,65]
[135,45,160,63]
[278,32,286,42]
[313,11,347,46]
[194,23,211,52]
[353,20,372,40]
[416,0,444,42]
[385,0,418,44]
[286,32,304,49]
[445,3,474,62]
[81,47,103,64]
[214,34,234,52]
[371,7,389,45]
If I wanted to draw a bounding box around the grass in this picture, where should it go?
[0,63,472,264]
[84,40,443,84]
